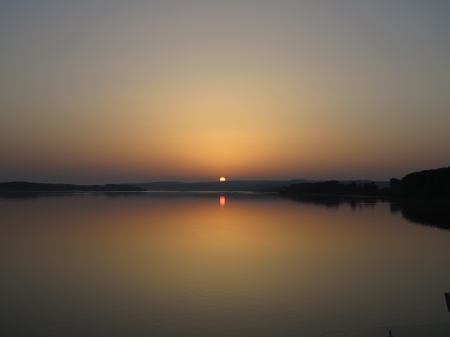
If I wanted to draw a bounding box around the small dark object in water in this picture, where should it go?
[445,293,450,312]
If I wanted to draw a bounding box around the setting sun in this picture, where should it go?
[220,177,226,182]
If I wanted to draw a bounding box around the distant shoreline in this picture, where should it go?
[280,166,450,201]
[1,165,448,200]
[0,182,145,192]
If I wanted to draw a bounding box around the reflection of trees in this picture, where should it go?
[283,195,450,232]
[391,202,450,230]
[281,195,380,209]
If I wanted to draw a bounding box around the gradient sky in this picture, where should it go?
[1,0,449,183]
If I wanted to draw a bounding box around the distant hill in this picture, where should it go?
[0,182,145,192]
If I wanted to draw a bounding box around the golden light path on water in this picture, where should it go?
[1,193,450,336]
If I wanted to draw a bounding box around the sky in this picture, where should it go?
[1,0,449,184]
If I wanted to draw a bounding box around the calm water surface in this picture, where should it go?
[1,193,450,336]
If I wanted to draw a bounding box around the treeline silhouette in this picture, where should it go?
[280,180,380,196]
[0,182,145,192]
[135,180,307,192]
[397,166,450,199]
[280,166,450,200]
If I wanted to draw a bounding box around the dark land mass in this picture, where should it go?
[281,194,383,209]
[280,166,450,201]
[280,180,382,197]
[400,166,450,199]
[0,182,145,192]
[134,180,308,192]
[339,180,389,189]
[134,180,388,192]
[2,166,447,198]
[0,179,388,193]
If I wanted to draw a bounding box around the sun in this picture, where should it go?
[219,177,226,182]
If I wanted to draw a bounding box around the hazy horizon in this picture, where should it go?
[1,176,409,185]
[1,1,449,184]
[1,177,394,184]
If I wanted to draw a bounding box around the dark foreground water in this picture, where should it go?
[1,193,450,337]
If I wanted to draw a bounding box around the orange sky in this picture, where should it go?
[1,1,449,183]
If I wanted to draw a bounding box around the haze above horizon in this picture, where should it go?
[1,1,449,184]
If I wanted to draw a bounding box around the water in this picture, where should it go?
[1,192,450,337]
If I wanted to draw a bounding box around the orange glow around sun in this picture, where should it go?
[220,177,226,182]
